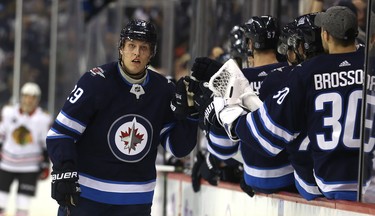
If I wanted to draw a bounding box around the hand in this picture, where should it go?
[191,151,221,193]
[191,57,223,82]
[39,163,50,180]
[200,152,221,186]
[191,151,204,192]
[170,77,198,120]
[51,162,81,207]
[240,179,255,197]
[39,149,50,180]
[188,81,218,130]
[213,97,247,141]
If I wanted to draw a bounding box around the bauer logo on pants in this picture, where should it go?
[108,114,153,163]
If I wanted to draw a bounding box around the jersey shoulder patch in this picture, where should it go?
[89,67,106,78]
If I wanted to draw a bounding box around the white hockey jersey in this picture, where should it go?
[0,104,52,172]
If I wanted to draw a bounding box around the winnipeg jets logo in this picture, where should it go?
[108,115,153,162]
[120,120,144,153]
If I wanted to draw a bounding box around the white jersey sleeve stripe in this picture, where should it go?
[160,123,173,137]
[46,128,74,140]
[259,105,298,142]
[56,111,86,135]
[209,132,237,149]
[247,113,283,156]
[206,143,236,160]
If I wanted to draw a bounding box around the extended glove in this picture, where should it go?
[200,152,221,186]
[191,57,223,82]
[191,151,221,192]
[185,80,219,131]
[170,77,198,120]
[51,162,81,207]
[240,179,255,197]
[39,149,50,180]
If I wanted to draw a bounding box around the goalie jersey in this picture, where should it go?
[46,61,198,205]
[235,47,371,201]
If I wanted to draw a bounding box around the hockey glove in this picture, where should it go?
[200,152,221,186]
[191,57,223,82]
[186,80,219,131]
[191,151,204,192]
[51,162,81,207]
[39,149,50,180]
[240,179,255,197]
[170,77,198,120]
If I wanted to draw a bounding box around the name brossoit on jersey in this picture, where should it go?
[314,69,363,90]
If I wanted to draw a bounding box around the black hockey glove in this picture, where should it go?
[200,152,221,186]
[191,150,222,193]
[191,57,223,82]
[240,178,255,197]
[170,77,199,120]
[192,82,217,128]
[51,162,81,207]
[191,151,204,192]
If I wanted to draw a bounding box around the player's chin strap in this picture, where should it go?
[209,59,263,141]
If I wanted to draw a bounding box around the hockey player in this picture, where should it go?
[232,16,294,194]
[258,13,325,200]
[46,19,198,216]
[242,15,288,95]
[0,82,52,216]
[228,25,250,68]
[213,6,368,201]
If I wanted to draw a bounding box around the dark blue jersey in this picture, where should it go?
[241,62,294,193]
[258,65,294,101]
[46,62,198,205]
[258,65,322,200]
[242,62,288,95]
[235,47,370,201]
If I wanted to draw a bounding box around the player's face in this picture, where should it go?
[120,39,152,77]
[287,49,296,65]
[21,94,39,114]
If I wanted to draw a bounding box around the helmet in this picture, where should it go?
[119,19,157,56]
[21,82,41,97]
[229,25,248,58]
[277,21,297,56]
[289,13,324,60]
[244,16,279,51]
